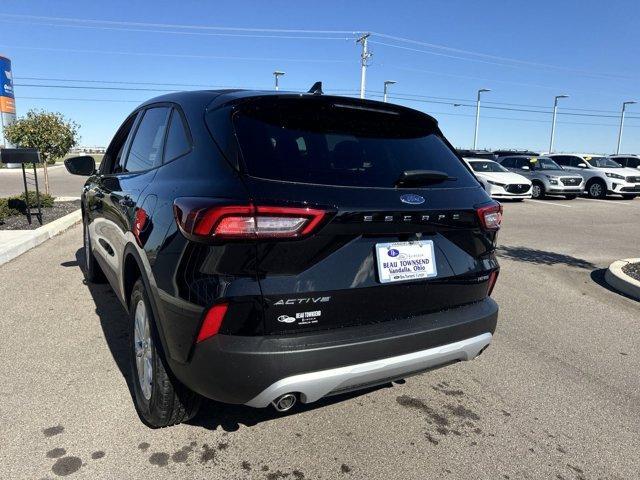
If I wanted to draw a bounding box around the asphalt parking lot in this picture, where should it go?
[0,196,638,479]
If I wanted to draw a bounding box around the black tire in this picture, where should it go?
[587,180,607,199]
[83,217,106,283]
[564,194,577,200]
[621,195,637,200]
[531,182,545,199]
[129,279,200,428]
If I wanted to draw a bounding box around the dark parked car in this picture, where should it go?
[65,90,500,427]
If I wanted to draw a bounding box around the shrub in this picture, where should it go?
[0,191,55,223]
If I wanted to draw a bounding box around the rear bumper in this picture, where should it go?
[169,298,498,405]
[246,332,491,407]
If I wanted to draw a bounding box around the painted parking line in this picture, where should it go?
[575,198,638,206]
[528,199,572,208]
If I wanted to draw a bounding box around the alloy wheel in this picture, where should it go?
[589,183,603,198]
[134,299,153,401]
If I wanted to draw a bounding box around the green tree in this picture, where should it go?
[4,110,80,194]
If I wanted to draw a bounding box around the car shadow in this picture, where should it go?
[497,245,596,269]
[74,248,390,431]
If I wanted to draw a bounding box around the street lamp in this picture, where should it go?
[473,88,491,149]
[548,94,569,153]
[273,70,285,91]
[383,80,397,102]
[616,100,636,154]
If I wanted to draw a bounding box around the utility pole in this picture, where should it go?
[473,88,491,149]
[383,80,396,102]
[356,33,371,99]
[273,71,285,91]
[549,94,568,153]
[616,100,636,154]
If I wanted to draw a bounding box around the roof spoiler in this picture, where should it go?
[308,81,323,95]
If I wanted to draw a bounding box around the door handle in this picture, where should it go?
[118,196,135,208]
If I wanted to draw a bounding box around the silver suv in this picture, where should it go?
[549,154,640,199]
[497,155,584,200]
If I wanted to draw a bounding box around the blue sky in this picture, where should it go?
[1,0,639,153]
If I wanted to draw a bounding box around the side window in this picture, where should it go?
[553,156,568,166]
[500,158,514,168]
[124,107,170,172]
[102,113,140,174]
[163,109,191,163]
[630,158,640,168]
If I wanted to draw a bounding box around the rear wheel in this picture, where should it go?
[587,180,607,199]
[564,194,577,200]
[531,182,544,199]
[129,279,200,428]
[83,217,105,283]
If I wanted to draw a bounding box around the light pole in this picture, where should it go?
[383,80,396,102]
[616,100,636,154]
[273,70,285,91]
[548,94,569,153]
[473,88,491,149]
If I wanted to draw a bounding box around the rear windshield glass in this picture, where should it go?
[229,97,477,188]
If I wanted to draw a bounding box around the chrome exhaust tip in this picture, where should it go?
[271,393,297,413]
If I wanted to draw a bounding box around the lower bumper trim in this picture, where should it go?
[244,332,492,408]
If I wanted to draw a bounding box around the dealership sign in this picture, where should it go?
[0,55,15,114]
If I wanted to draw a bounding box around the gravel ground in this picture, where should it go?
[621,262,640,282]
[0,201,81,230]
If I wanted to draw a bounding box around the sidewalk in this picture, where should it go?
[0,209,81,265]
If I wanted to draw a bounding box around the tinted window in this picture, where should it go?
[102,113,140,174]
[552,156,569,166]
[500,158,515,168]
[163,109,191,162]
[228,98,477,188]
[125,107,170,172]
[585,157,622,168]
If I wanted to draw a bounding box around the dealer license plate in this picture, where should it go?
[375,240,437,284]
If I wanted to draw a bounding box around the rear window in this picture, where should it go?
[228,97,477,188]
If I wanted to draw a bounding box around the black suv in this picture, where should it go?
[65,90,500,428]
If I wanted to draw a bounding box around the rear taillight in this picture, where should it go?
[173,199,327,240]
[196,303,228,343]
[487,270,499,296]
[476,203,503,230]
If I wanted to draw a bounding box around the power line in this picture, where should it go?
[370,31,635,81]
[0,19,353,41]
[0,44,350,63]
[14,76,631,116]
[370,40,635,82]
[0,13,359,35]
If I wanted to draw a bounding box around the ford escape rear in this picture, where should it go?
[65,89,500,427]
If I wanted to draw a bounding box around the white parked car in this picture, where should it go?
[548,154,640,199]
[464,158,532,200]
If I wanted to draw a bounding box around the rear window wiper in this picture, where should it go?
[395,170,456,187]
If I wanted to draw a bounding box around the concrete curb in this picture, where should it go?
[0,209,82,266]
[605,258,640,301]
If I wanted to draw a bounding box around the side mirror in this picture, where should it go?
[521,165,530,170]
[577,163,587,168]
[64,155,96,176]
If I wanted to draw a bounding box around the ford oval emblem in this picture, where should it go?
[400,194,425,205]
[387,248,400,257]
